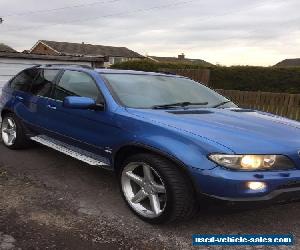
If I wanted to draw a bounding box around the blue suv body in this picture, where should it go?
[1,65,300,224]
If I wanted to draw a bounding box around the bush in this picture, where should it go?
[111,59,208,72]
[111,61,300,93]
[210,66,300,93]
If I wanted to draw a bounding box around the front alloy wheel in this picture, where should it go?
[121,162,167,218]
[119,153,198,224]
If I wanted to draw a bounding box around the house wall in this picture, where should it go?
[0,58,93,94]
[30,43,59,55]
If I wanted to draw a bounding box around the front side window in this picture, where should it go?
[30,69,60,97]
[54,70,100,101]
[10,68,39,92]
[102,74,235,109]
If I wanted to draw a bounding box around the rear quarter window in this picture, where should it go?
[10,68,39,92]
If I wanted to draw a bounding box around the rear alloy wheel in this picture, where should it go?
[1,113,30,149]
[119,153,198,224]
[1,116,17,146]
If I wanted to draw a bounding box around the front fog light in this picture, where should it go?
[247,181,266,191]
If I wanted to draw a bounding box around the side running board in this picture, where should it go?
[30,135,110,168]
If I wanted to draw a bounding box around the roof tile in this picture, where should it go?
[40,40,144,58]
[0,43,17,53]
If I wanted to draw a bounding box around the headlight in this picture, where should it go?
[208,154,295,170]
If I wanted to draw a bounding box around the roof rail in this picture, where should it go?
[156,70,176,75]
[44,64,93,69]
[30,64,42,68]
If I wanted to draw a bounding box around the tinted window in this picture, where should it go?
[30,69,60,97]
[10,68,39,92]
[54,70,100,101]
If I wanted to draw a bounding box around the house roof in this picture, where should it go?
[147,55,213,66]
[32,40,144,58]
[274,58,300,67]
[0,52,104,62]
[0,43,17,53]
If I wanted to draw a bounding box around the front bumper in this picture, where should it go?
[191,166,300,202]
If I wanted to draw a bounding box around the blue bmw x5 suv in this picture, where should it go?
[1,65,300,224]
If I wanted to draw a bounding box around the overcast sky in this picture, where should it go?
[1,0,299,66]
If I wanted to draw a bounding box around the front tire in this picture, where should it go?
[1,113,30,149]
[119,153,198,224]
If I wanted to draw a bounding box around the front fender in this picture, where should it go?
[116,113,234,171]
[133,132,220,171]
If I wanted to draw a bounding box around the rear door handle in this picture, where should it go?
[47,104,57,110]
[15,96,24,101]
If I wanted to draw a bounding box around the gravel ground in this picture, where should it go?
[0,143,299,249]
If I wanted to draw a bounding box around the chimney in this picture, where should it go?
[178,53,185,60]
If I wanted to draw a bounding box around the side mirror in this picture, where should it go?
[63,96,98,110]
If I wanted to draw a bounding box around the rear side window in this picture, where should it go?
[54,70,100,101]
[30,69,60,97]
[10,68,39,92]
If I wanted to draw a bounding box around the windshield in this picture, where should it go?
[102,73,236,109]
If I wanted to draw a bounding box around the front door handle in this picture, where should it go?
[47,104,57,110]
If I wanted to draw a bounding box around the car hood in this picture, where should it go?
[127,108,300,154]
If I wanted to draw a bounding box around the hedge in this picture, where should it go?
[111,60,300,93]
[111,59,209,71]
[210,66,300,93]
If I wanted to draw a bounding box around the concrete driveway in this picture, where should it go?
[0,143,298,249]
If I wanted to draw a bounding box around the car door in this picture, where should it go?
[9,68,39,128]
[44,69,116,158]
[26,68,61,134]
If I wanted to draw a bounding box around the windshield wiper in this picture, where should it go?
[213,101,232,108]
[152,101,208,109]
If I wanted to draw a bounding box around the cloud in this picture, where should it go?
[0,0,299,65]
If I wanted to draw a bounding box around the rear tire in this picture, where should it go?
[1,113,31,149]
[118,153,198,224]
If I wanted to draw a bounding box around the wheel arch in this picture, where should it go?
[113,143,199,194]
[1,108,13,119]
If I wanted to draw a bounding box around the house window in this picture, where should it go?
[109,57,115,64]
[108,57,127,65]
[113,57,124,64]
